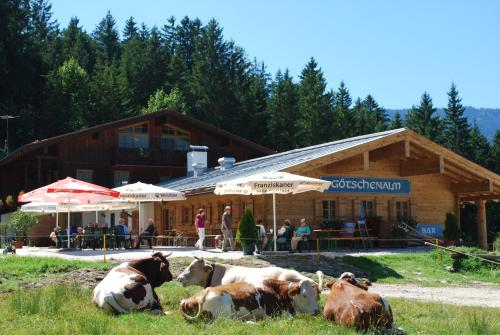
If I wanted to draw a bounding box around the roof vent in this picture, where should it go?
[187,145,208,176]
[218,157,236,171]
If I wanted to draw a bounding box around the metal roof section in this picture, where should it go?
[157,128,407,193]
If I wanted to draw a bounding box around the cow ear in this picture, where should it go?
[288,283,301,298]
[204,264,213,273]
[326,281,335,289]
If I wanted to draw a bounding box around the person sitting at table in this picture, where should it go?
[49,227,58,247]
[134,218,156,249]
[255,219,268,254]
[74,227,84,249]
[290,218,311,253]
[277,219,291,241]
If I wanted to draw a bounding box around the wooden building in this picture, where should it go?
[0,109,273,243]
[157,128,500,249]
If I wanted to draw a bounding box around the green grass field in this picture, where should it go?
[0,254,499,334]
[0,282,499,335]
[341,250,500,286]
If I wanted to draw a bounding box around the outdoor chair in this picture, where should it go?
[277,226,294,251]
[81,226,97,250]
[55,228,73,248]
[297,238,312,253]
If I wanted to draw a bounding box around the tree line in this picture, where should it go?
[1,0,499,174]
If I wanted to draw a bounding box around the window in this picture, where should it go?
[360,200,374,218]
[182,207,191,225]
[118,123,149,149]
[396,201,409,222]
[322,200,336,224]
[76,169,93,182]
[161,124,190,151]
[113,170,130,187]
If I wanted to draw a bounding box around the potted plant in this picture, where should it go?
[443,212,460,247]
[236,209,258,255]
[9,209,38,248]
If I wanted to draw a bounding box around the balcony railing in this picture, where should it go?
[112,147,186,166]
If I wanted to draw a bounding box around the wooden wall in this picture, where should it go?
[160,154,457,236]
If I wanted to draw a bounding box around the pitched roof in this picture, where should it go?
[157,128,407,193]
[0,109,273,166]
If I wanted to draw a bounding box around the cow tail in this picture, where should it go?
[106,292,129,314]
[316,271,324,291]
[182,289,209,321]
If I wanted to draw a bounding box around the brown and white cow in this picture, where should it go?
[93,252,173,314]
[177,256,324,292]
[323,272,399,332]
[180,279,321,321]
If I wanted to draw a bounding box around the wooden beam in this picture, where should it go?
[439,156,445,174]
[476,199,488,249]
[452,179,492,194]
[459,193,500,201]
[400,158,442,176]
[404,139,410,158]
[363,152,369,171]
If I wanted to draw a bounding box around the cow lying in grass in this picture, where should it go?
[324,272,403,333]
[177,256,324,291]
[93,252,173,314]
[180,279,321,321]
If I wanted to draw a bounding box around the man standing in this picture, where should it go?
[221,206,235,252]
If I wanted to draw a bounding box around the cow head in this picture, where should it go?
[338,272,369,291]
[128,252,173,287]
[288,280,321,315]
[177,256,213,287]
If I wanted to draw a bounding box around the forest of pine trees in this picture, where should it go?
[1,0,500,175]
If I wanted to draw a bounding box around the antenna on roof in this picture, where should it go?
[0,115,19,154]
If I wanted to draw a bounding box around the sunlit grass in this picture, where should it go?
[0,283,498,335]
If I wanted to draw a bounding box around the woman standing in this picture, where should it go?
[194,208,206,250]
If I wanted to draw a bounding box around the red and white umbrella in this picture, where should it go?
[19,177,120,248]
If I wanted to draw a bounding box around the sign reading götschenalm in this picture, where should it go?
[321,176,411,194]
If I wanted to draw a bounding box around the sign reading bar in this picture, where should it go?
[415,224,443,237]
[321,176,411,194]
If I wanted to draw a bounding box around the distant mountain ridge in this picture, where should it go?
[386,107,500,141]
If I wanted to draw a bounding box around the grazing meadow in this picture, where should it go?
[0,254,499,334]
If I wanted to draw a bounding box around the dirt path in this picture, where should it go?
[368,282,500,308]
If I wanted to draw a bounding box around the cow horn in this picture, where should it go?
[181,289,208,321]
[163,252,172,258]
[316,271,324,292]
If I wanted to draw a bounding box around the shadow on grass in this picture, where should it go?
[341,256,403,282]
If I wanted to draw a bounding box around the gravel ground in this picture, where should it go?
[369,282,500,308]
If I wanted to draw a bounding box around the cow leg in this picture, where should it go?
[149,290,164,315]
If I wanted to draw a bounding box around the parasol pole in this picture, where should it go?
[95,210,98,224]
[67,208,70,248]
[56,210,59,228]
[273,193,277,252]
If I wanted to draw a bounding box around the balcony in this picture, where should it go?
[112,147,186,166]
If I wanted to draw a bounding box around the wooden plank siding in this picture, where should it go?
[160,156,457,236]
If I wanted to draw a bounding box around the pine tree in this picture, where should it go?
[390,112,403,129]
[296,58,333,146]
[61,17,96,73]
[352,98,369,135]
[363,95,388,133]
[266,69,299,151]
[123,17,138,41]
[443,83,470,156]
[332,81,353,139]
[490,130,500,174]
[467,122,491,168]
[405,92,442,141]
[93,11,121,64]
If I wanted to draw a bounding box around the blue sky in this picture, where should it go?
[50,0,500,109]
